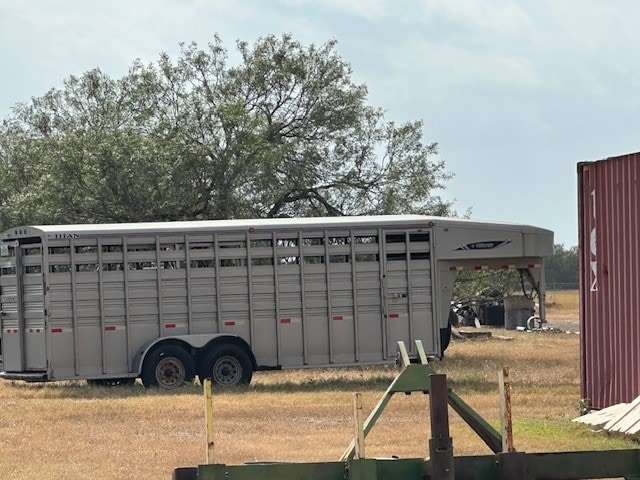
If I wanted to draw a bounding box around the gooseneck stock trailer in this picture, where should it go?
[0,215,552,388]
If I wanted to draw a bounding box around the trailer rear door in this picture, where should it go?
[0,241,47,372]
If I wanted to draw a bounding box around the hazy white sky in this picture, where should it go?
[2,0,639,246]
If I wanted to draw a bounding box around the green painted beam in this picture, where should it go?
[197,462,346,480]
[193,449,640,480]
[447,390,503,454]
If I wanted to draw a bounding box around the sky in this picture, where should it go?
[2,0,640,247]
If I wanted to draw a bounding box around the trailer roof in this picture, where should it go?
[3,215,552,239]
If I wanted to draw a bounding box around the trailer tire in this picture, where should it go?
[141,345,195,389]
[200,345,253,386]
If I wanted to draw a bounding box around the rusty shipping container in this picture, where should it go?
[578,152,640,409]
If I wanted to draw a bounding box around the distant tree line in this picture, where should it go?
[0,34,454,230]
[545,244,579,288]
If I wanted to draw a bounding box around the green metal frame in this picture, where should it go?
[174,341,640,480]
[340,340,502,460]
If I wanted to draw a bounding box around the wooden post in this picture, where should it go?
[353,393,365,459]
[204,378,215,463]
[429,374,455,480]
[499,367,515,452]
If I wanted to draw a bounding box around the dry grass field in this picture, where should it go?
[1,290,633,480]
[545,289,580,320]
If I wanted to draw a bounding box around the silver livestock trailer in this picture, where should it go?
[0,215,553,388]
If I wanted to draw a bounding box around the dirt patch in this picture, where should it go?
[545,310,579,333]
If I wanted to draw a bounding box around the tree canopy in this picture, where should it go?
[545,244,579,287]
[0,34,453,229]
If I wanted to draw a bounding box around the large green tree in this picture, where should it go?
[0,34,453,228]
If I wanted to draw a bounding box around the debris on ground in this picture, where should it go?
[573,398,640,437]
[452,327,493,339]
[517,325,580,334]
[451,327,514,341]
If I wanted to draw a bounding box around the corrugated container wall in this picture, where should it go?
[578,153,640,409]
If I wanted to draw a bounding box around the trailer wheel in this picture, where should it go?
[200,345,253,386]
[141,345,195,389]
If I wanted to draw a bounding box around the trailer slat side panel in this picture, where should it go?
[20,244,45,370]
[159,236,189,338]
[272,231,283,366]
[218,234,251,352]
[409,232,434,352]
[123,237,133,370]
[328,230,355,364]
[354,231,383,362]
[384,231,411,357]
[0,244,18,370]
[184,235,193,335]
[188,235,217,335]
[246,232,277,364]
[103,239,128,374]
[246,232,256,358]
[277,231,304,366]
[297,231,308,364]
[47,240,75,376]
[323,230,333,363]
[300,230,329,365]
[97,239,106,373]
[579,153,640,408]
[405,232,414,347]
[349,231,360,362]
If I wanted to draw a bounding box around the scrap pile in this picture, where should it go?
[573,397,640,437]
